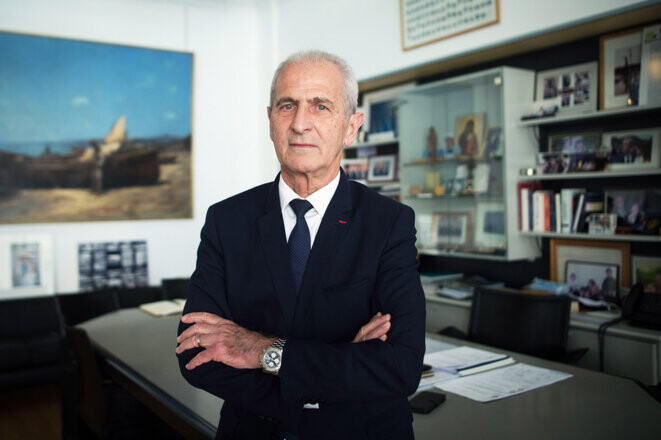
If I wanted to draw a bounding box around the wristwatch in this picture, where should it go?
[260,337,286,375]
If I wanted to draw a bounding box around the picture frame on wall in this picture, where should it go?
[600,28,643,109]
[602,128,660,170]
[0,31,193,224]
[535,62,598,114]
[474,201,506,249]
[341,158,369,184]
[362,82,415,142]
[0,233,55,299]
[367,155,397,182]
[550,238,631,288]
[432,212,471,247]
[632,255,661,293]
[565,260,619,303]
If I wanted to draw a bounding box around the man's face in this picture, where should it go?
[268,61,362,180]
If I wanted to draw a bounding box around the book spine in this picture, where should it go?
[554,193,562,233]
[520,188,530,231]
[543,192,551,232]
[572,193,586,233]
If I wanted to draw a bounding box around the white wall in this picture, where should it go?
[273,0,653,82]
[0,0,278,292]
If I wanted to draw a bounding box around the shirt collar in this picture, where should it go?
[279,170,341,218]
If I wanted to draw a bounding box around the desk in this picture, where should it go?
[424,285,661,385]
[79,308,660,440]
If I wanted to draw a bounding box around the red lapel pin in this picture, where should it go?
[338,220,347,224]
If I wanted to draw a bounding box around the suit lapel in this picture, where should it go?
[257,174,297,333]
[292,170,354,335]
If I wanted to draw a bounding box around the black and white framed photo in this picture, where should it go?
[341,158,369,184]
[432,212,471,247]
[600,28,643,109]
[78,240,148,291]
[362,82,414,142]
[0,233,55,299]
[602,128,660,170]
[474,201,506,249]
[535,62,598,114]
[565,260,619,302]
[481,127,503,158]
[632,255,661,293]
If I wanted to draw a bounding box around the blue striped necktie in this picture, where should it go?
[288,199,313,294]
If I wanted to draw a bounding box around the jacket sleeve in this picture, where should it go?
[176,207,302,430]
[278,205,426,405]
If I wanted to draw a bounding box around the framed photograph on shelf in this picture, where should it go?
[632,255,661,293]
[535,62,598,114]
[605,189,648,231]
[432,212,471,246]
[550,238,631,287]
[602,128,660,170]
[416,213,435,248]
[362,82,414,142]
[474,202,506,249]
[367,155,397,182]
[454,113,485,157]
[600,28,643,109]
[565,260,619,302]
[639,23,661,106]
[0,232,55,299]
[537,152,570,174]
[481,127,503,158]
[341,158,369,183]
[548,131,601,153]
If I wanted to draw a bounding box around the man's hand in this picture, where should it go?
[352,312,391,343]
[176,312,275,370]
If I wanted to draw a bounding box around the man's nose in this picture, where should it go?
[290,106,313,133]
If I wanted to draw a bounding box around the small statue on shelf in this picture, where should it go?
[426,126,438,160]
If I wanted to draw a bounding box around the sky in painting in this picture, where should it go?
[0,32,192,148]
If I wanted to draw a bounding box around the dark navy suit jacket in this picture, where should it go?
[177,170,426,440]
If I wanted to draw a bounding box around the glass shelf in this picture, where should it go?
[402,155,502,166]
[518,169,661,181]
[519,103,661,127]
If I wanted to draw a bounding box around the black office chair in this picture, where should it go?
[468,287,586,363]
[63,326,157,440]
[161,278,189,301]
[57,290,120,326]
[116,287,162,309]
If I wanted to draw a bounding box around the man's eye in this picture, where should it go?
[317,104,327,111]
[282,104,294,110]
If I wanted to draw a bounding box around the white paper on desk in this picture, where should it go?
[425,338,456,354]
[425,346,508,370]
[436,363,572,403]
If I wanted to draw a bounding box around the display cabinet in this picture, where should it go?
[398,67,540,261]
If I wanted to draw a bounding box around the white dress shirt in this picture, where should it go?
[278,170,340,247]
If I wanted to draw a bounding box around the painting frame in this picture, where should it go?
[432,212,471,247]
[454,113,486,158]
[367,154,397,182]
[550,238,631,288]
[0,232,55,299]
[474,201,506,249]
[632,255,661,293]
[600,28,643,110]
[602,128,660,170]
[0,30,193,224]
[535,62,598,114]
[362,82,415,142]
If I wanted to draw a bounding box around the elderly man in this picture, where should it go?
[176,50,425,440]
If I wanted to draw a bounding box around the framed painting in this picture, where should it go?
[0,31,193,223]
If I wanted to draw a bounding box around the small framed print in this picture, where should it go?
[547,132,601,153]
[454,113,486,157]
[362,83,415,142]
[632,255,661,293]
[481,127,503,158]
[432,212,471,247]
[474,201,506,249]
[0,233,55,299]
[535,62,598,114]
[588,213,617,235]
[600,28,643,109]
[367,155,397,182]
[341,158,369,183]
[565,260,619,303]
[602,128,660,170]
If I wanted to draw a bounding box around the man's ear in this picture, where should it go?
[267,106,272,120]
[343,111,365,147]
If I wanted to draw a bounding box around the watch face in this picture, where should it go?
[264,350,281,369]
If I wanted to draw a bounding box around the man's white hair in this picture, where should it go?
[269,50,358,119]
